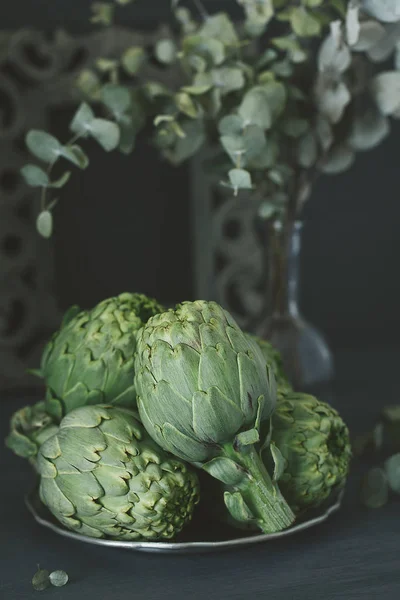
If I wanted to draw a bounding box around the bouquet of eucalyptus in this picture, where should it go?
[20,0,400,237]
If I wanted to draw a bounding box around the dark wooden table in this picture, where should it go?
[1,348,399,600]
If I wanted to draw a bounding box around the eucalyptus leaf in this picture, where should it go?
[164,120,205,164]
[49,570,69,587]
[122,46,146,75]
[291,7,321,37]
[32,568,50,591]
[361,467,389,508]
[50,171,71,188]
[118,115,137,154]
[88,119,120,151]
[318,28,351,74]
[258,201,276,219]
[346,1,361,46]
[229,168,253,195]
[297,131,318,168]
[199,13,238,46]
[370,71,400,115]
[91,2,114,26]
[349,107,390,150]
[183,35,225,66]
[353,21,386,52]
[175,92,198,118]
[210,68,245,95]
[218,115,244,136]
[361,0,400,23]
[221,125,267,167]
[36,211,53,238]
[321,144,355,174]
[315,115,333,151]
[271,58,293,78]
[96,58,118,72]
[238,84,285,129]
[76,70,102,100]
[21,164,49,187]
[181,84,212,95]
[315,75,351,124]
[70,103,95,137]
[366,22,400,62]
[60,145,89,169]
[26,130,62,165]
[385,454,400,494]
[155,39,177,64]
[101,84,131,117]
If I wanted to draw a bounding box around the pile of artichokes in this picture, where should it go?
[6,292,351,541]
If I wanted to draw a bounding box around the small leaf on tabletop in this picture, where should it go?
[32,568,50,591]
[36,211,53,238]
[49,570,69,587]
[21,164,49,187]
[361,467,389,508]
[385,454,400,494]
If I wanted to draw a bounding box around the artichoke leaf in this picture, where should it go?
[224,490,255,522]
[202,456,249,486]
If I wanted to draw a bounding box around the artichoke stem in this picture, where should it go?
[223,443,295,533]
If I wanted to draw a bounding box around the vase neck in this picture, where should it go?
[268,220,303,319]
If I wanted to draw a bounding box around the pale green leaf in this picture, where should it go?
[91,2,114,26]
[218,115,244,136]
[211,68,245,94]
[183,35,225,66]
[229,168,253,195]
[291,7,321,37]
[175,92,198,118]
[155,39,177,64]
[89,119,120,151]
[361,467,389,508]
[349,108,390,151]
[20,164,49,187]
[121,46,146,75]
[321,144,355,174]
[353,21,386,52]
[181,84,212,95]
[76,70,102,100]
[371,71,400,116]
[61,145,89,169]
[346,1,361,46]
[101,84,131,116]
[70,103,95,137]
[385,454,400,494]
[36,211,53,238]
[270,442,287,482]
[297,131,318,168]
[164,120,205,164]
[96,58,119,72]
[49,570,69,587]
[154,115,175,127]
[199,13,239,46]
[362,0,400,23]
[258,201,276,219]
[50,171,71,188]
[238,87,272,129]
[26,130,62,163]
[32,569,50,591]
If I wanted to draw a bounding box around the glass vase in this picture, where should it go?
[254,218,334,398]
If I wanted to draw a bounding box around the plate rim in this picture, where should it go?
[25,487,344,553]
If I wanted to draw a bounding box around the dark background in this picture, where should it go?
[2,0,400,349]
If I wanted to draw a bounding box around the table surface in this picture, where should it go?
[1,347,399,600]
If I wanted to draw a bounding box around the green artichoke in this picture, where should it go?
[249,334,292,394]
[40,293,164,421]
[265,392,352,514]
[134,300,295,533]
[37,405,200,541]
[5,401,58,468]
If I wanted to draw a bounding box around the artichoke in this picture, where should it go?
[40,293,164,421]
[5,401,58,468]
[134,300,295,533]
[37,405,200,541]
[249,335,292,394]
[265,392,352,514]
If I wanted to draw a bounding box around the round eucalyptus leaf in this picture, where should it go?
[76,70,101,100]
[353,21,385,52]
[101,84,131,117]
[297,131,318,168]
[320,144,355,174]
[20,164,49,188]
[49,570,69,587]
[199,13,238,46]
[239,87,272,129]
[315,115,333,151]
[88,119,120,151]
[370,71,400,115]
[70,102,95,137]
[61,145,89,169]
[291,7,321,37]
[318,29,351,74]
[211,68,245,95]
[175,92,198,118]
[26,130,62,163]
[367,22,400,62]
[32,569,50,591]
[361,468,389,508]
[155,39,177,65]
[349,107,390,151]
[385,453,400,494]
[258,201,277,219]
[121,46,146,75]
[315,75,351,124]
[361,0,400,23]
[229,168,253,195]
[36,211,53,239]
[218,115,244,136]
